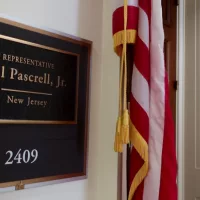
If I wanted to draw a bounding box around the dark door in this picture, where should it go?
[162,0,177,121]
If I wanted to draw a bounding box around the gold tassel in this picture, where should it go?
[121,109,130,144]
[114,134,123,153]
[114,117,123,153]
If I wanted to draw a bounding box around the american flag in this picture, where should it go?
[112,0,177,199]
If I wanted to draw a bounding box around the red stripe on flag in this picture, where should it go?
[130,94,149,142]
[159,73,178,200]
[129,147,144,200]
[112,6,139,35]
[134,37,150,84]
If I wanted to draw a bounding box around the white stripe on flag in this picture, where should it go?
[131,65,149,116]
[138,7,149,48]
[143,0,165,199]
[112,0,138,13]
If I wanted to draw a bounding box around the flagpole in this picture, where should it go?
[126,45,134,199]
[118,45,132,200]
[117,153,122,200]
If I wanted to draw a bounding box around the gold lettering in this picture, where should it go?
[16,56,19,63]
[27,97,47,107]
[18,73,23,81]
[44,73,47,84]
[10,68,18,79]
[47,63,50,68]
[39,76,44,83]
[24,74,28,81]
[36,60,40,66]
[24,58,27,64]
[27,59,31,65]
[20,57,23,63]
[1,54,55,70]
[47,74,50,84]
[30,60,34,66]
[61,79,66,87]
[29,75,34,82]
[1,66,5,78]
[7,95,14,103]
[34,75,39,83]
[42,62,45,67]
[56,76,61,88]
[3,54,7,61]
[8,55,11,61]
[44,101,47,107]
[30,100,34,105]
[7,95,24,104]
[18,99,24,104]
[38,61,42,67]
[12,55,15,62]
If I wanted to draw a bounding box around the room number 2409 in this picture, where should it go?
[5,149,38,165]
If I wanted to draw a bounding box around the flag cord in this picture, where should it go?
[114,0,129,152]
[121,0,130,144]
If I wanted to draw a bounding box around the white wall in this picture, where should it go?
[0,0,118,200]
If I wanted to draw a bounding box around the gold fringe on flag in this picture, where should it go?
[113,29,137,56]
[128,122,148,200]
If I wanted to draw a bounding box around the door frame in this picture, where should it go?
[177,0,185,199]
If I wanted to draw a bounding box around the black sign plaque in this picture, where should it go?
[0,18,91,189]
